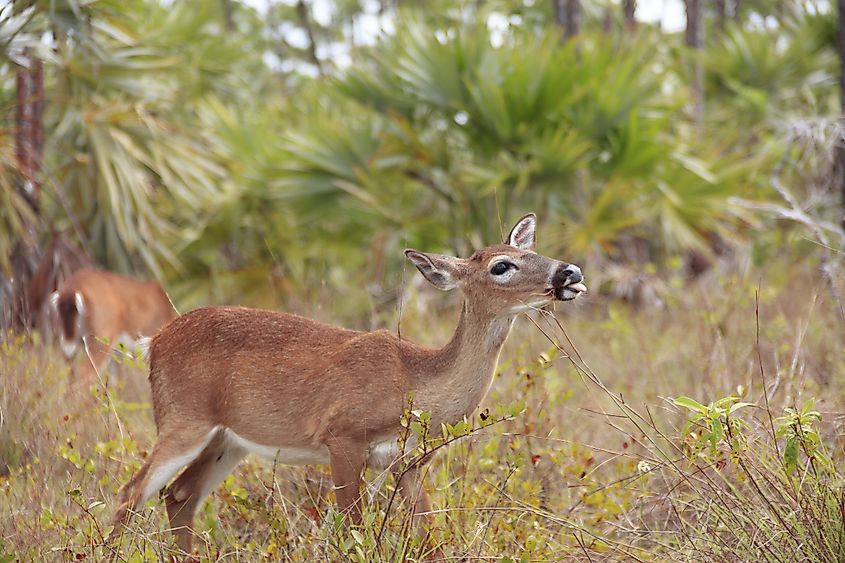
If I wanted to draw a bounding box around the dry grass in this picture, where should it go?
[1,258,844,561]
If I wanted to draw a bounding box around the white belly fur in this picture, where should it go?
[225,429,331,465]
[367,435,417,469]
[224,430,414,470]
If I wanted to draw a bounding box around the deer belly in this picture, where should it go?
[367,436,417,469]
[115,332,142,349]
[225,429,330,465]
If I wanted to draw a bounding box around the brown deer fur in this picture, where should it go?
[109,214,586,558]
[51,269,176,379]
[25,231,90,336]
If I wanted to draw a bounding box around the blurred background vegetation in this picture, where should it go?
[0,0,843,326]
[3,2,845,560]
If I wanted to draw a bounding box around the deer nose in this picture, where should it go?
[552,264,582,287]
[563,265,582,284]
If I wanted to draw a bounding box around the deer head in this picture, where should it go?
[404,213,586,319]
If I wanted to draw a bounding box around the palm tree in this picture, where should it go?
[553,0,580,38]
[684,0,704,123]
[0,0,276,324]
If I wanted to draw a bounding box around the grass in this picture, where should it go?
[1,257,844,561]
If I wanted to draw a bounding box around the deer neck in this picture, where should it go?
[413,299,515,423]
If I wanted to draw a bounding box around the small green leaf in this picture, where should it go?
[508,401,527,417]
[784,436,798,475]
[728,402,754,415]
[351,529,365,545]
[451,419,470,436]
[801,398,814,415]
[710,418,724,446]
[410,421,424,437]
[673,396,708,414]
[40,507,54,525]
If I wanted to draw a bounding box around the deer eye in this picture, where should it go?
[490,262,513,276]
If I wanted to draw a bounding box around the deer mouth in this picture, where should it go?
[554,282,587,301]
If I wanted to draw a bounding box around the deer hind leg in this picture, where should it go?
[327,440,366,525]
[165,430,246,555]
[109,426,218,544]
[397,466,444,561]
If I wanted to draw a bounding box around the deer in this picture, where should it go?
[50,269,177,379]
[108,213,586,557]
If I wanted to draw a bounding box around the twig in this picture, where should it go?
[473,466,516,557]
[374,414,515,550]
[82,336,125,443]
[755,289,780,458]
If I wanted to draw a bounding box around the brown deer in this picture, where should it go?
[50,269,177,379]
[109,214,586,556]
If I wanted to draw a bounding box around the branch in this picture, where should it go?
[295,0,324,76]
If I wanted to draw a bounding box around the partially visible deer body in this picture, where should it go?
[110,214,586,557]
[50,269,177,379]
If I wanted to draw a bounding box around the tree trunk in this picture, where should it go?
[11,49,45,330]
[623,0,636,32]
[296,0,324,75]
[15,64,33,207]
[15,53,43,212]
[221,0,235,31]
[683,0,702,49]
[684,0,704,124]
[553,0,580,39]
[715,0,727,31]
[602,7,612,34]
[32,59,44,177]
[838,0,845,230]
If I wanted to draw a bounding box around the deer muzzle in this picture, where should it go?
[552,264,587,301]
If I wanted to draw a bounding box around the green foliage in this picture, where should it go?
[0,2,843,556]
[0,0,841,311]
[1,261,844,560]
[703,19,836,124]
[0,134,36,275]
[675,392,836,481]
[775,398,833,476]
[668,386,844,561]
[673,394,753,458]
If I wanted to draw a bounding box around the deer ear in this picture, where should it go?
[506,213,536,251]
[404,250,459,291]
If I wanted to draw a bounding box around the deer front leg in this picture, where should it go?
[396,466,433,520]
[397,466,445,561]
[327,439,366,525]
